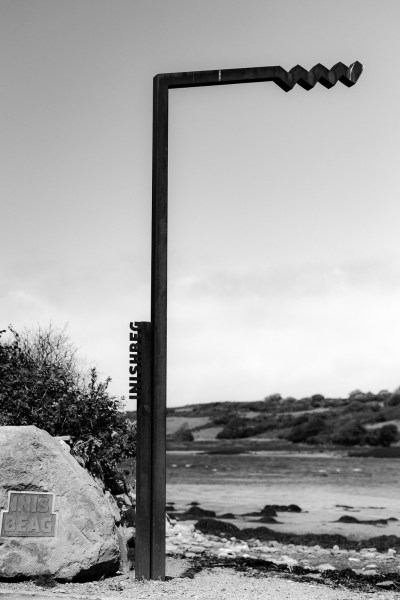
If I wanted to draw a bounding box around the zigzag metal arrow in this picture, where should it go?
[273,61,363,91]
[159,61,363,92]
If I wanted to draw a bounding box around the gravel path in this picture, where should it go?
[0,566,399,600]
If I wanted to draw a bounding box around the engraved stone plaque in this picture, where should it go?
[0,427,121,579]
[0,491,57,537]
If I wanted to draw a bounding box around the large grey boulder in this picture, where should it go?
[0,426,125,581]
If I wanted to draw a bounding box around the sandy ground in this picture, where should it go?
[0,558,399,600]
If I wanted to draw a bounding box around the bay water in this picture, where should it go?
[166,450,400,540]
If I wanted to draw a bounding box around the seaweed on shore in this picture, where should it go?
[194,518,400,552]
[179,554,400,593]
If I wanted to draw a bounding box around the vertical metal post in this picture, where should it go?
[143,61,363,581]
[150,75,168,580]
[134,321,152,580]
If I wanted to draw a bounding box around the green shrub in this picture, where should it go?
[0,325,136,489]
[286,415,326,444]
[332,421,366,446]
[365,429,381,446]
[291,414,309,427]
[378,423,398,447]
[169,423,194,442]
[213,413,236,426]
[388,393,400,407]
[311,394,325,406]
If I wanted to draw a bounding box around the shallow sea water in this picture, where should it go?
[166,450,400,540]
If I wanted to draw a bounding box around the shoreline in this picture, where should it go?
[165,517,400,589]
[1,519,400,598]
[192,517,400,552]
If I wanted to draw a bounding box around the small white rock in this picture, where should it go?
[360,551,376,559]
[187,545,205,554]
[317,563,336,572]
[280,555,298,567]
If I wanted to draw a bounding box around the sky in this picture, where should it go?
[1,0,400,409]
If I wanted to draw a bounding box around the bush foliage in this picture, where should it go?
[169,422,194,443]
[285,415,327,444]
[0,325,136,489]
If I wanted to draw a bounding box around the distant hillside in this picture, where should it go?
[126,388,400,448]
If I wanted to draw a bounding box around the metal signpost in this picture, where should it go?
[134,61,363,580]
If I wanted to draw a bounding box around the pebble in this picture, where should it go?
[316,564,336,571]
[188,546,206,554]
[165,518,400,576]
[280,555,298,567]
[376,581,396,588]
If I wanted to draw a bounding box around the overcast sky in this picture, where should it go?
[2,1,400,409]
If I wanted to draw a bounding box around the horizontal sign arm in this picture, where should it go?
[155,61,363,92]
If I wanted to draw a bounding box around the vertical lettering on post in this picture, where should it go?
[129,322,142,404]
[130,320,152,580]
